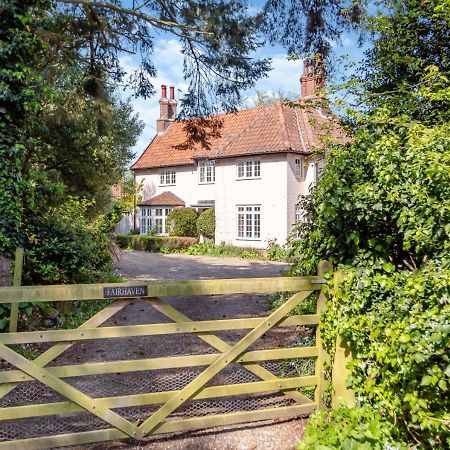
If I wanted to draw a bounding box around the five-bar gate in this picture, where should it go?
[0,261,331,449]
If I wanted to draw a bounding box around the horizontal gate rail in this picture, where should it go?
[0,267,331,449]
[0,375,319,421]
[0,314,319,345]
[0,276,324,303]
[0,346,318,383]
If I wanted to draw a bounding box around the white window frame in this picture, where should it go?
[198,160,215,184]
[140,207,173,235]
[295,157,304,178]
[159,170,176,186]
[236,160,261,180]
[237,205,261,240]
[294,204,304,238]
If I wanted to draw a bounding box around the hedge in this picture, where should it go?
[115,234,197,252]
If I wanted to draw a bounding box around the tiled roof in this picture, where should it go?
[138,191,185,207]
[132,101,348,170]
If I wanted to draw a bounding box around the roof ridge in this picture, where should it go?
[294,108,308,153]
[277,102,291,149]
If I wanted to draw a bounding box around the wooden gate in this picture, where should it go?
[0,262,330,449]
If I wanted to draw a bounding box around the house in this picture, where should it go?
[129,63,347,247]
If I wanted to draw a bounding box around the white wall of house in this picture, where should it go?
[215,155,288,248]
[135,165,215,207]
[133,153,320,247]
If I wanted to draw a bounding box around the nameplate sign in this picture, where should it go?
[103,286,148,298]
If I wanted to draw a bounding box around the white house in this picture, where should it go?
[129,64,347,248]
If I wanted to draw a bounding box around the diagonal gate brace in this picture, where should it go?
[147,297,313,406]
[0,343,138,438]
[138,290,312,438]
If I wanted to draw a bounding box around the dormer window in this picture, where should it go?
[198,160,215,184]
[237,160,261,179]
[159,170,176,186]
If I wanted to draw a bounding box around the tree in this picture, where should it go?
[0,0,46,255]
[289,1,450,447]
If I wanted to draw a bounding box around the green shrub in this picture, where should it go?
[23,199,113,285]
[298,404,407,450]
[115,234,131,248]
[197,208,215,239]
[266,238,287,261]
[184,242,265,259]
[321,264,450,448]
[166,207,198,237]
[116,235,197,252]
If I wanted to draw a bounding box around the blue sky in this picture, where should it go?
[121,29,366,162]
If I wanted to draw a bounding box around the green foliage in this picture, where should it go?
[115,235,197,252]
[320,265,450,447]
[197,208,215,239]
[166,208,199,237]
[266,238,288,262]
[0,0,46,255]
[291,3,450,448]
[298,404,408,450]
[96,202,124,235]
[23,198,113,285]
[184,242,265,259]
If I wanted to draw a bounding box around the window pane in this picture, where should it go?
[254,213,260,238]
[254,161,261,177]
[246,213,252,237]
[212,161,216,182]
[238,213,244,237]
[237,162,244,178]
[171,172,176,184]
[246,161,253,177]
[295,159,301,177]
[160,173,164,185]
[199,164,205,183]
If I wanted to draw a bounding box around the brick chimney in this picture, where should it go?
[156,85,177,133]
[300,59,325,98]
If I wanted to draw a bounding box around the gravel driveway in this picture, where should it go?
[109,251,308,450]
[115,250,290,281]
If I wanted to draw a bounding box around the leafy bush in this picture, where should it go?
[23,199,113,285]
[197,208,215,239]
[115,234,131,248]
[321,264,450,448]
[298,404,407,450]
[166,207,198,237]
[266,238,287,261]
[115,235,197,252]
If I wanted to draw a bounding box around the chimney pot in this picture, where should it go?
[300,58,325,98]
[158,84,177,133]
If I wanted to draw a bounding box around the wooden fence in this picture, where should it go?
[0,259,333,449]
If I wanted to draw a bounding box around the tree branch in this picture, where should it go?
[58,0,213,36]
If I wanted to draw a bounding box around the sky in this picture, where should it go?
[121,28,366,163]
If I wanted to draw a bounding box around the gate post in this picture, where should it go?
[9,248,24,333]
[331,270,355,408]
[315,260,332,409]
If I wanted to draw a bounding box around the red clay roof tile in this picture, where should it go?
[138,191,185,206]
[132,101,348,170]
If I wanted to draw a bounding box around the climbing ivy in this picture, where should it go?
[0,0,46,255]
